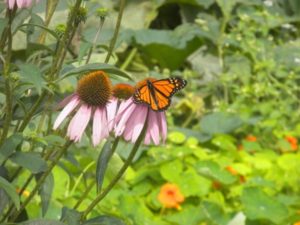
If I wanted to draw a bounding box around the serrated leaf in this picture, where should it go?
[19,64,46,95]
[0,133,23,164]
[10,152,47,174]
[0,176,20,210]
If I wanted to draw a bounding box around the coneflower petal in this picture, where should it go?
[53,96,80,130]
[148,110,160,145]
[67,104,91,142]
[92,108,102,146]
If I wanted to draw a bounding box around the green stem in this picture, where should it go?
[17,91,47,132]
[38,0,59,44]
[85,18,105,64]
[49,0,82,80]
[9,140,72,222]
[0,9,14,145]
[104,0,126,63]
[73,137,120,210]
[80,131,145,220]
[120,48,137,70]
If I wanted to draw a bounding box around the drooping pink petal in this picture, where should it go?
[144,131,151,145]
[53,96,80,130]
[158,111,167,143]
[7,0,15,9]
[100,108,109,140]
[92,108,102,146]
[16,0,27,8]
[56,93,77,110]
[117,97,134,116]
[130,105,148,142]
[67,104,91,142]
[115,100,137,136]
[106,97,118,131]
[147,110,160,145]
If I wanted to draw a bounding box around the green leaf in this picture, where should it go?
[168,131,186,144]
[10,152,47,174]
[200,112,243,135]
[84,215,126,225]
[195,161,237,184]
[165,205,206,225]
[21,219,66,225]
[132,24,203,69]
[212,135,237,151]
[58,63,132,82]
[241,187,289,224]
[201,201,231,225]
[176,169,211,197]
[0,133,23,164]
[166,0,214,8]
[36,172,54,216]
[19,64,46,95]
[17,23,59,40]
[12,9,31,34]
[0,18,8,37]
[160,160,183,182]
[96,140,113,192]
[215,0,237,18]
[0,176,20,210]
[61,207,81,225]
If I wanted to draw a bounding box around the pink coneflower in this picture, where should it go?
[114,97,167,145]
[53,71,115,146]
[6,0,39,9]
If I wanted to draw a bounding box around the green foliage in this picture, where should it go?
[1,0,300,224]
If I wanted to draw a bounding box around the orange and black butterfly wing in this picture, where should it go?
[151,77,187,111]
[133,77,187,111]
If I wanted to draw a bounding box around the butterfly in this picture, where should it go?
[133,77,187,111]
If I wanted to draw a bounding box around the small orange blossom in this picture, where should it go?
[158,183,184,210]
[293,221,300,225]
[245,135,257,142]
[285,136,298,151]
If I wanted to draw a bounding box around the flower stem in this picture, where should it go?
[17,91,47,132]
[80,132,145,220]
[73,137,120,210]
[104,0,126,63]
[120,48,137,70]
[8,140,72,222]
[85,17,105,64]
[0,9,14,145]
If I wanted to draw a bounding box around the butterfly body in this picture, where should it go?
[133,77,187,111]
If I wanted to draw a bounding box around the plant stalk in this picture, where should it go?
[104,0,126,63]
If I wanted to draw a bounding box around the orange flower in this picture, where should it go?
[293,221,300,225]
[158,183,184,210]
[212,181,222,190]
[245,135,257,142]
[16,188,30,197]
[225,166,238,176]
[286,136,298,151]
